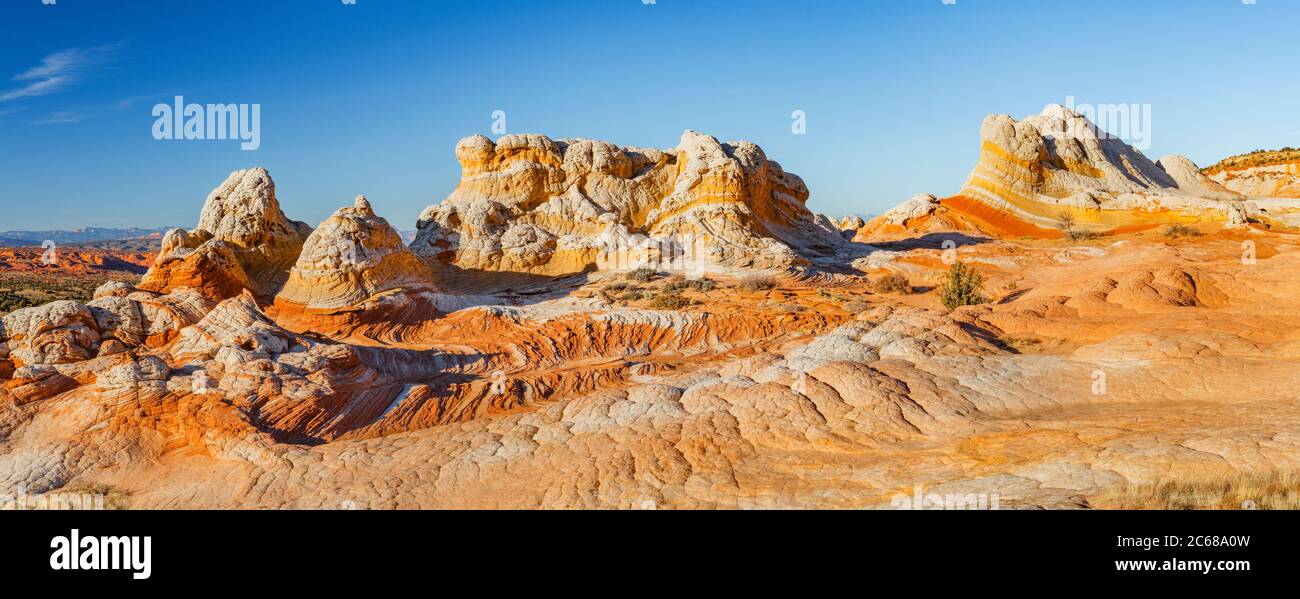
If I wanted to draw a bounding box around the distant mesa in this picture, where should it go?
[0,227,174,248]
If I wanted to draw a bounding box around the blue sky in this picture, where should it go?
[0,0,1297,231]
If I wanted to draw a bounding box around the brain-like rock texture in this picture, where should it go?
[276,196,433,311]
[141,168,312,297]
[0,285,213,369]
[411,130,846,274]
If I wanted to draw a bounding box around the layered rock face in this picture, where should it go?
[895,105,1269,237]
[141,168,312,298]
[276,196,433,311]
[411,130,846,274]
[1203,149,1300,198]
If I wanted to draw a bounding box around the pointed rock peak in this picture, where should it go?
[277,196,433,310]
[354,195,373,215]
[1157,155,1243,200]
[302,198,408,271]
[1039,103,1085,120]
[1156,155,1200,170]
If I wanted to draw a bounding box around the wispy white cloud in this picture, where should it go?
[0,43,124,102]
[110,93,159,110]
[31,110,85,125]
[25,92,163,126]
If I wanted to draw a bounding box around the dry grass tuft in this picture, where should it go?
[842,299,871,314]
[52,483,131,510]
[663,275,717,293]
[1163,224,1203,239]
[1092,470,1300,510]
[647,290,693,310]
[627,267,660,282]
[739,274,778,292]
[875,273,911,295]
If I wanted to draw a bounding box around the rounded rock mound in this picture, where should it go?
[275,196,434,311]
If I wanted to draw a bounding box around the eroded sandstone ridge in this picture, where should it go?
[859,105,1300,240]
[1204,148,1300,200]
[410,130,848,275]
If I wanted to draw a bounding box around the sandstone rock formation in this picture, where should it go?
[882,193,942,226]
[0,284,212,371]
[863,105,1288,240]
[7,232,1299,508]
[1154,155,1242,201]
[1204,149,1300,198]
[411,130,848,275]
[141,168,312,298]
[276,196,433,311]
[837,215,866,238]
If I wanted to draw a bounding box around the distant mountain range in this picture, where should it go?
[0,227,174,247]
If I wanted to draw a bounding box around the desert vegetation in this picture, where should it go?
[648,289,693,310]
[663,274,717,293]
[0,273,131,315]
[1163,224,1203,239]
[739,274,778,292]
[1202,147,1300,174]
[1092,470,1300,510]
[874,272,911,294]
[626,267,659,283]
[1056,211,1077,240]
[938,262,987,310]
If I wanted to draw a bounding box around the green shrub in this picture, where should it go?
[939,262,988,310]
[687,277,717,292]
